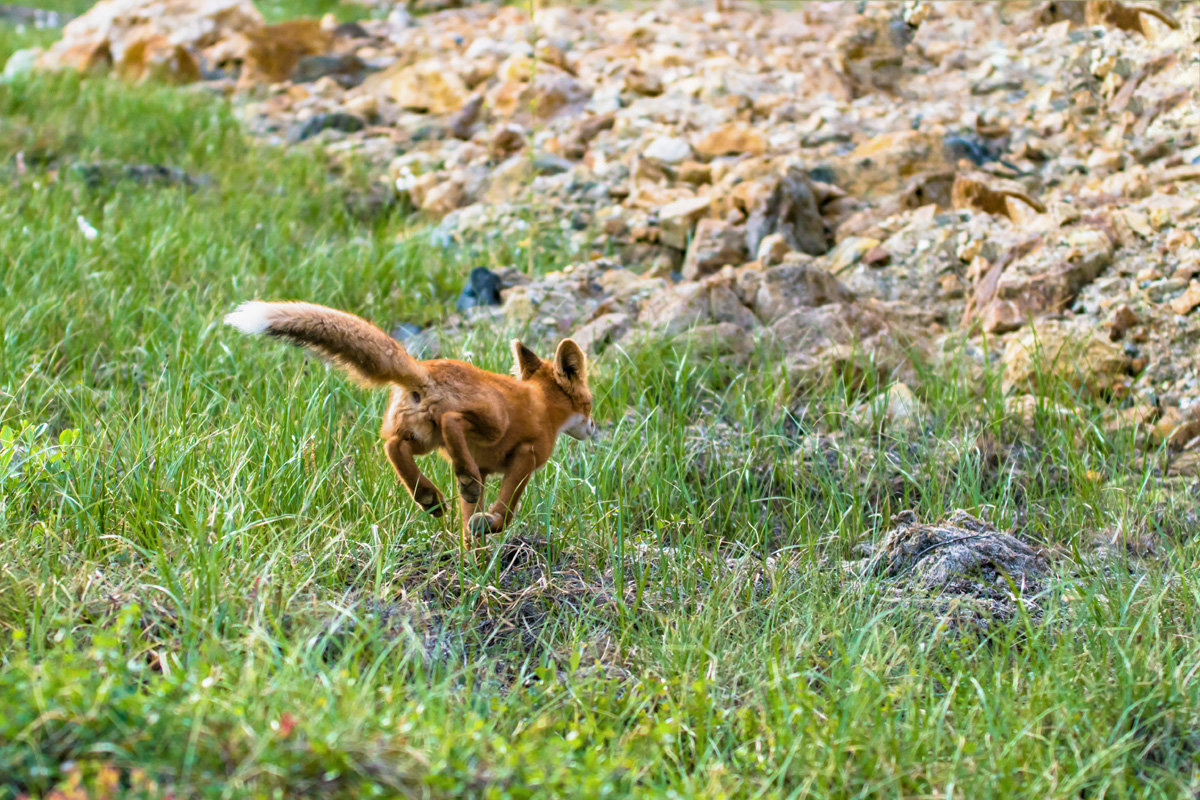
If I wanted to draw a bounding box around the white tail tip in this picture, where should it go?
[224,301,272,334]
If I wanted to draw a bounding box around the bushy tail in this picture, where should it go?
[224,301,427,388]
[1138,5,1180,30]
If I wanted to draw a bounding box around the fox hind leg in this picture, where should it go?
[384,435,445,517]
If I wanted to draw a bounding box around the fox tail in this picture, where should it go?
[224,301,427,388]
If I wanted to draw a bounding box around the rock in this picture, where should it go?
[752,261,854,323]
[644,136,693,165]
[694,124,766,160]
[573,312,631,355]
[756,233,789,266]
[770,300,898,353]
[483,155,532,204]
[287,112,364,143]
[828,236,881,274]
[827,6,920,99]
[290,52,367,85]
[116,34,200,84]
[376,60,468,114]
[343,93,378,120]
[850,383,926,433]
[1001,321,1132,398]
[37,0,264,81]
[744,165,830,257]
[682,219,747,280]
[561,112,615,159]
[503,280,598,331]
[770,305,845,351]
[1004,394,1073,428]
[500,70,590,119]
[447,93,485,140]
[489,124,527,159]
[982,228,1116,333]
[595,267,642,295]
[1151,405,1200,450]
[833,131,943,196]
[2,48,42,81]
[657,195,712,250]
[73,162,211,190]
[624,67,663,96]
[863,246,892,268]
[531,151,574,176]
[64,2,1197,410]
[1169,282,1200,316]
[392,323,438,359]
[240,19,331,85]
[705,278,760,329]
[456,266,504,313]
[776,299,932,392]
[672,322,755,358]
[636,276,757,336]
[0,6,70,27]
[1101,403,1159,436]
[678,161,712,185]
[420,179,466,216]
[1108,305,1139,340]
[846,511,1049,632]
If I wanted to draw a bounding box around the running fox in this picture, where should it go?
[224,301,597,538]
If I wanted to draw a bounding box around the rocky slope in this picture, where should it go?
[19,0,1200,455]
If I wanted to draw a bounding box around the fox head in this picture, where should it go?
[512,339,597,441]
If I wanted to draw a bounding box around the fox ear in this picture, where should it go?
[554,339,587,384]
[512,339,542,379]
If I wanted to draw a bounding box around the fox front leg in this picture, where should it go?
[438,412,486,505]
[469,443,537,536]
[459,482,486,540]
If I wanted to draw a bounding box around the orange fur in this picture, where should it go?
[226,301,597,540]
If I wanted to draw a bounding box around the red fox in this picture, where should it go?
[225,301,596,538]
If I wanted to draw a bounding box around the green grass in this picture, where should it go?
[2,12,1200,800]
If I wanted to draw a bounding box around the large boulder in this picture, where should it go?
[981,228,1116,334]
[637,274,759,335]
[681,219,747,280]
[750,259,854,323]
[372,60,469,114]
[744,165,831,257]
[1001,320,1132,398]
[36,0,264,80]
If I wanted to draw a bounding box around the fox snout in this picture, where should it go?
[562,414,598,441]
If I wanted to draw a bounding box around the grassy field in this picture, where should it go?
[2,11,1200,800]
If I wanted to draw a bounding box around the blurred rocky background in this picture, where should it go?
[11,0,1200,457]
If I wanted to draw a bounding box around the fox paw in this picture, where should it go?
[468,512,503,536]
[414,488,445,517]
[458,476,483,505]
